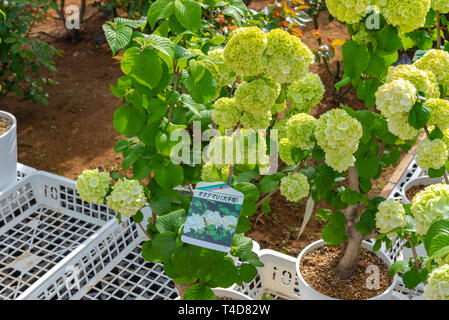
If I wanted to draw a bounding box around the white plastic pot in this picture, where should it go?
[0,111,17,195]
[213,288,253,300]
[401,176,443,204]
[295,239,397,300]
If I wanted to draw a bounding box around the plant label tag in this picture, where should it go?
[181,182,244,253]
[412,50,428,62]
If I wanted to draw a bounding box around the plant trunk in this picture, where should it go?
[334,166,363,280]
[175,283,191,299]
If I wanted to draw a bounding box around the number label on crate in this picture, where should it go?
[181,182,244,253]
[43,185,58,200]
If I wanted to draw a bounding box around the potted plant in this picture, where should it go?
[0,110,17,194]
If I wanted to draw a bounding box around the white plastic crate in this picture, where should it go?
[16,163,37,182]
[0,171,116,299]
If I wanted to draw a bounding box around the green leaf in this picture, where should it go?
[322,211,346,246]
[429,234,449,257]
[133,158,151,180]
[373,240,382,252]
[140,33,175,59]
[429,127,444,140]
[424,220,449,253]
[148,0,176,29]
[389,260,408,278]
[355,210,376,235]
[259,175,280,194]
[142,241,159,262]
[210,258,239,288]
[121,47,162,89]
[132,210,144,223]
[341,188,359,205]
[314,165,336,192]
[408,102,430,130]
[147,98,168,123]
[103,23,133,55]
[342,41,370,80]
[114,139,129,152]
[174,0,202,32]
[181,69,217,104]
[236,216,251,233]
[315,208,332,222]
[232,233,253,256]
[241,251,264,267]
[183,284,216,300]
[180,94,203,117]
[233,182,260,201]
[402,268,423,289]
[115,17,147,28]
[356,153,380,179]
[152,232,178,260]
[113,104,146,137]
[239,263,258,283]
[156,209,186,233]
[154,162,184,190]
[428,166,446,178]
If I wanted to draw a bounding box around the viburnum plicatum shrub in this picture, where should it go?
[77,0,269,301]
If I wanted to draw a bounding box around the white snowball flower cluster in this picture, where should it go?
[207,48,237,89]
[375,79,417,118]
[287,73,325,114]
[325,0,372,24]
[424,265,449,300]
[416,138,448,170]
[375,199,406,238]
[426,99,449,130]
[106,179,146,218]
[212,97,241,129]
[379,0,431,34]
[280,172,310,202]
[200,162,230,182]
[76,169,111,205]
[431,0,449,13]
[411,183,449,235]
[279,138,296,166]
[386,64,440,99]
[184,210,238,233]
[184,213,206,233]
[387,113,419,141]
[264,28,314,84]
[286,113,317,150]
[414,49,449,88]
[314,109,362,172]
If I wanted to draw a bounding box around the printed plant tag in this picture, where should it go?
[412,49,428,62]
[181,182,244,253]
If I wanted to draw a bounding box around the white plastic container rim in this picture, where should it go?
[295,239,398,300]
[401,176,444,204]
[0,110,17,195]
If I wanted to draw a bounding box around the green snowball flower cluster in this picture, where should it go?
[286,113,317,150]
[271,101,287,115]
[212,97,241,128]
[273,119,288,139]
[264,28,314,84]
[207,48,236,89]
[387,112,419,141]
[411,183,449,235]
[431,0,449,13]
[425,99,449,130]
[200,162,230,182]
[280,172,310,202]
[325,0,372,24]
[386,64,440,99]
[234,78,280,117]
[424,264,449,300]
[106,178,146,218]
[279,138,296,166]
[240,110,272,130]
[207,130,270,168]
[223,27,266,77]
[76,169,111,205]
[415,50,449,88]
[375,199,406,238]
[287,73,325,114]
[416,138,448,170]
[375,79,417,118]
[315,109,363,172]
[207,135,235,168]
[380,0,431,34]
